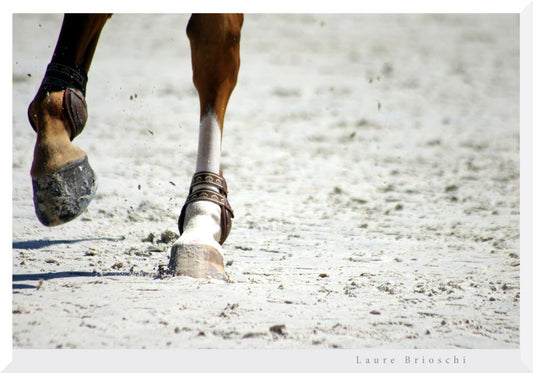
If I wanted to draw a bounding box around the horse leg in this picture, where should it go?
[28,14,110,226]
[168,14,243,280]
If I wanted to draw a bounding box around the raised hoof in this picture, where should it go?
[32,155,97,226]
[168,243,228,281]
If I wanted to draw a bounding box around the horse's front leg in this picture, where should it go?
[168,14,243,280]
[28,14,110,226]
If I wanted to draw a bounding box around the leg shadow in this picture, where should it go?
[12,236,126,250]
[12,270,133,290]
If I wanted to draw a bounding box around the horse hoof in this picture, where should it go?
[32,155,97,226]
[168,242,228,281]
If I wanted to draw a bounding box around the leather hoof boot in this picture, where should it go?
[177,171,234,245]
[29,63,89,141]
[32,155,97,226]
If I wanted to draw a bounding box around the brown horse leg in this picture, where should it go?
[168,14,243,280]
[28,14,110,226]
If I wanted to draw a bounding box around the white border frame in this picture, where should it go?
[3,1,531,372]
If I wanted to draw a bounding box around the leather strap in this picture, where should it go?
[178,171,234,245]
[189,172,228,195]
[41,63,88,95]
[63,88,88,141]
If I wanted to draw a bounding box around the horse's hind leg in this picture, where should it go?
[168,14,243,280]
[28,14,110,226]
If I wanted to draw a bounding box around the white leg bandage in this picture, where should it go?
[177,109,224,252]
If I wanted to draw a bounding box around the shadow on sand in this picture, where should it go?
[12,236,126,250]
[12,270,134,290]
[12,237,134,289]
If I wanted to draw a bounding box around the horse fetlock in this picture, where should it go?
[168,201,228,279]
[29,90,88,178]
[181,201,224,244]
[29,88,87,141]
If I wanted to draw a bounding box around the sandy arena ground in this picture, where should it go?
[11,13,520,355]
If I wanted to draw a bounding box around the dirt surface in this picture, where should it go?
[12,14,519,349]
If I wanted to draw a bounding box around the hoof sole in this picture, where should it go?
[168,243,228,281]
[32,155,97,226]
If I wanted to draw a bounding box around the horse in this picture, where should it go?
[27,13,243,281]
